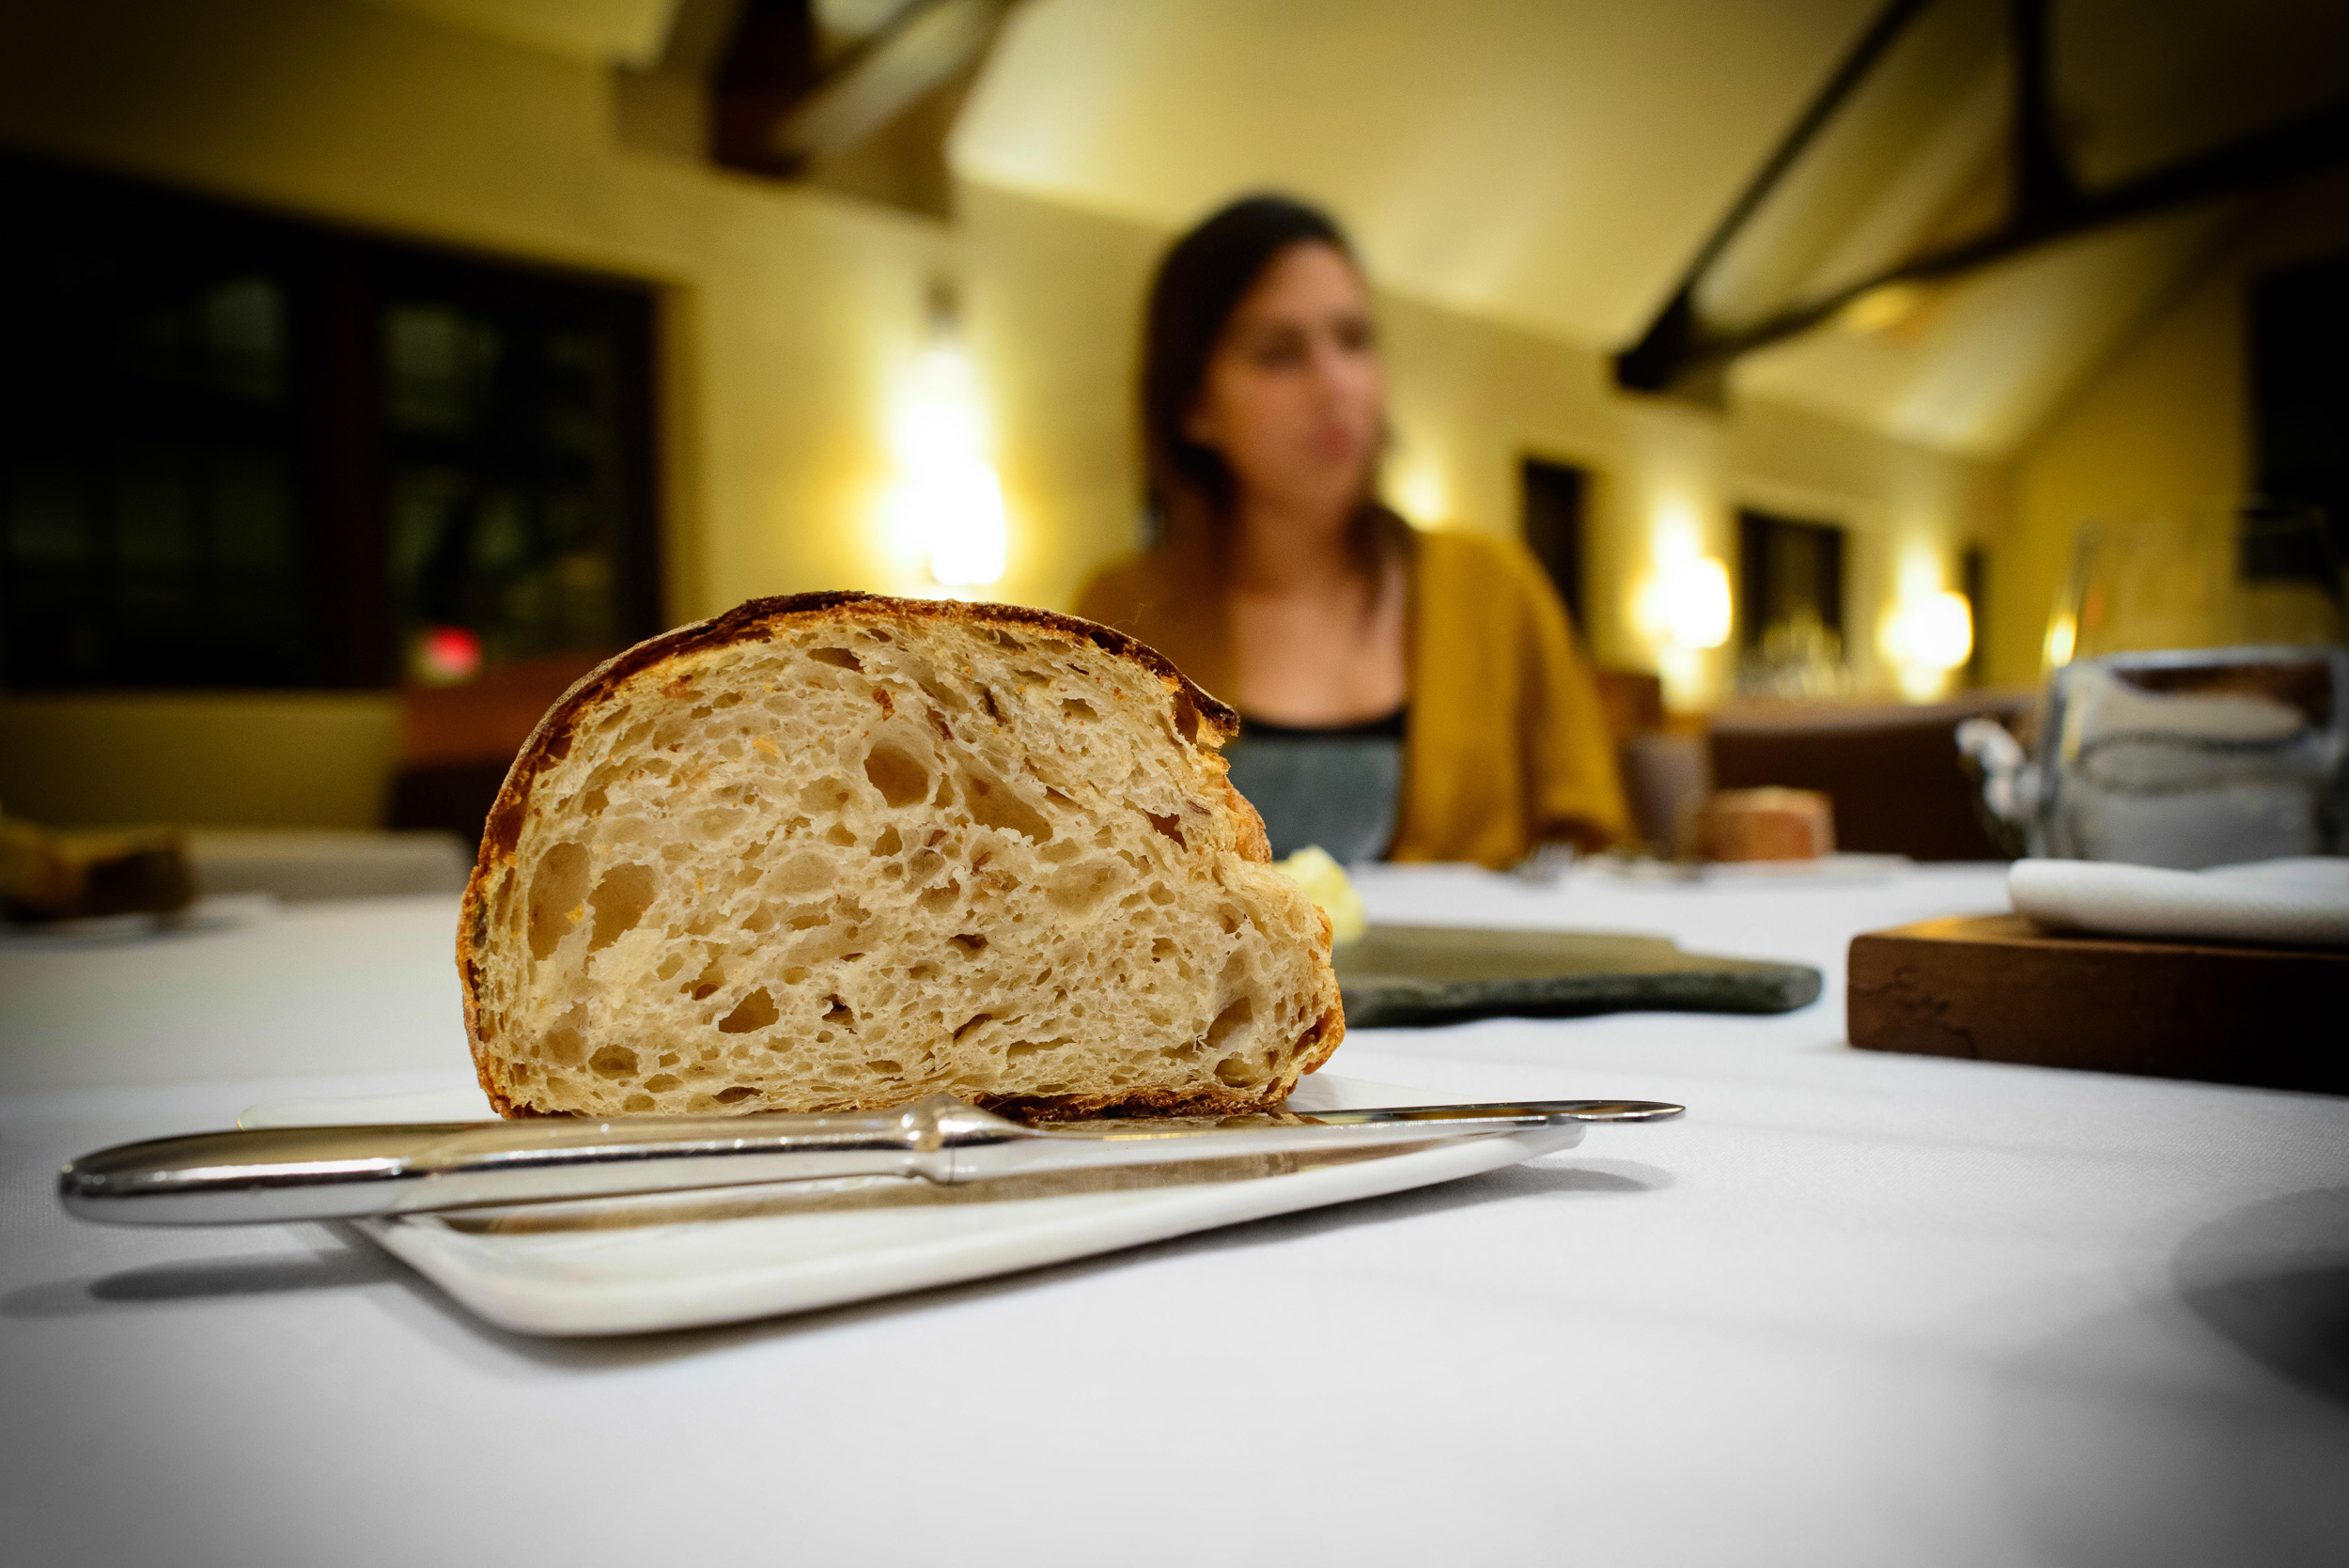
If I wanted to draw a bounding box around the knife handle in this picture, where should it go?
[56,1096,1021,1226]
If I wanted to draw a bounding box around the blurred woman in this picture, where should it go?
[1077,194,1630,868]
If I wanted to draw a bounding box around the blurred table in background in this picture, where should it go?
[1707,691,2035,861]
[188,830,470,904]
[1598,684,2036,861]
[390,650,607,852]
[3,862,2344,1567]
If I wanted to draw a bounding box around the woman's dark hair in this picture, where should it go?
[1139,194,1408,577]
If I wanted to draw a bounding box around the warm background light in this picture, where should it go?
[1902,589,1975,672]
[883,338,1008,592]
[1627,487,1735,710]
[1879,582,1973,666]
[1660,556,1734,650]
[412,625,485,686]
[1387,451,1450,527]
[2043,611,2077,669]
[1881,588,1975,699]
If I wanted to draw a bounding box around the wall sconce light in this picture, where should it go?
[1654,556,1734,650]
[884,282,1006,593]
[1883,589,1974,698]
[1387,452,1449,528]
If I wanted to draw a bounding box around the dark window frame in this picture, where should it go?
[1518,454,1588,632]
[2251,250,2349,563]
[1736,506,1847,655]
[0,153,662,692]
[1960,542,1988,689]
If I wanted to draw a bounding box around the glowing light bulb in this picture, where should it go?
[1899,590,1974,672]
[1660,557,1733,650]
[1880,589,1975,700]
[882,340,1006,591]
[922,462,1008,587]
[890,344,987,468]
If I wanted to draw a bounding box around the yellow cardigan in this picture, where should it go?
[1075,529,1632,867]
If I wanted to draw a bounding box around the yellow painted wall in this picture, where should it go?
[0,0,2001,826]
[1993,169,2349,686]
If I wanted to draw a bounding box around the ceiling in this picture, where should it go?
[365,0,2349,460]
[952,0,2349,458]
[957,0,1880,351]
[361,0,686,66]
[358,0,941,69]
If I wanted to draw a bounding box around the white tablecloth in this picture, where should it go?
[3,866,2344,1567]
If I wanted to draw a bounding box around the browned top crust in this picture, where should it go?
[477,593,1236,875]
[455,593,1254,1116]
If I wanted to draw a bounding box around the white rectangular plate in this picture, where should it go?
[242,1077,1579,1338]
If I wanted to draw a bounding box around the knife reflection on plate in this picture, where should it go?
[58,1093,1682,1227]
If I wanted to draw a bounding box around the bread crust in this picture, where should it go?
[458,592,1341,1122]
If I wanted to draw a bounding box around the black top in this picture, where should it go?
[1237,706,1408,743]
[1222,707,1408,862]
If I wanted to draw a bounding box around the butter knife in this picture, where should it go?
[58,1093,1683,1226]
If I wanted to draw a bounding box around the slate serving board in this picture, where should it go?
[1333,924,1823,1029]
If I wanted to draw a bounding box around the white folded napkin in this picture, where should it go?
[2008,856,2349,948]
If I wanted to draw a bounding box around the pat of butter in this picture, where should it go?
[1275,846,1367,946]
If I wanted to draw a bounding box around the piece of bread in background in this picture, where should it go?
[1682,787,1835,862]
[0,811,194,922]
[461,593,1344,1121]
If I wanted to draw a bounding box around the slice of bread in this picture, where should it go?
[1683,787,1835,862]
[459,592,1344,1120]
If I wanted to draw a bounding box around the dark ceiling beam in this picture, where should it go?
[1697,97,2349,375]
[1611,0,1937,398]
[2007,0,2077,225]
[1613,0,2349,398]
[772,0,1013,167]
[712,0,1014,180]
[712,0,824,178]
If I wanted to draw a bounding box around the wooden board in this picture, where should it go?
[1336,925,1821,1030]
[1847,914,2346,1095]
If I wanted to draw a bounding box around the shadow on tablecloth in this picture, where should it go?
[2174,1187,2349,1411]
[1990,1186,2349,1568]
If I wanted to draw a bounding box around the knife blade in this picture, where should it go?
[57,1094,1683,1226]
